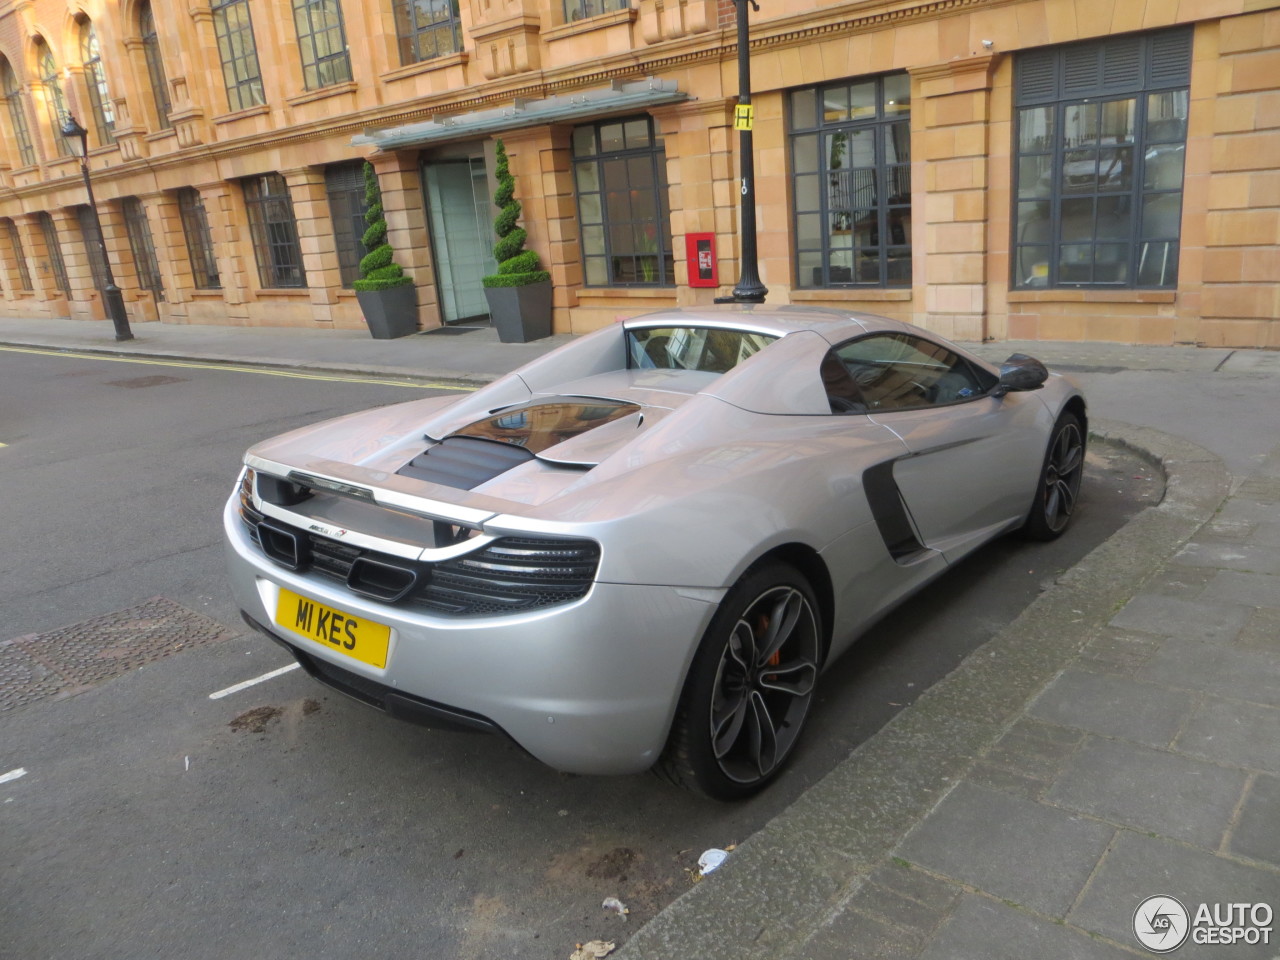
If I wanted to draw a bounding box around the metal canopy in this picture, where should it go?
[352,78,688,150]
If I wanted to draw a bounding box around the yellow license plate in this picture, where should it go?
[275,588,391,669]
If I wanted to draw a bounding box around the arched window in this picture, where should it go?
[139,2,172,129]
[35,40,70,157]
[79,18,115,145]
[0,58,35,166]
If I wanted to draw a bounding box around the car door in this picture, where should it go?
[833,332,1050,559]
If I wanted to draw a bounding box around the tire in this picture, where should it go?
[1021,411,1086,541]
[656,561,822,800]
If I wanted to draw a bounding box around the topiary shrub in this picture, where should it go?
[482,140,551,289]
[353,162,412,292]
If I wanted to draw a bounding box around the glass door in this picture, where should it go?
[424,156,496,324]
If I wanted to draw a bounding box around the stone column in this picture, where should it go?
[196,181,250,322]
[140,191,187,320]
[910,54,996,341]
[499,125,574,327]
[368,151,436,329]
[13,213,67,312]
[283,166,342,325]
[652,98,735,304]
[51,208,102,321]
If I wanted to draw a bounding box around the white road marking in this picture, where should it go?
[0,768,28,785]
[208,663,300,700]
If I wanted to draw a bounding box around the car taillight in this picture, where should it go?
[418,537,601,616]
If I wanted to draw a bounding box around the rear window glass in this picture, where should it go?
[627,326,776,373]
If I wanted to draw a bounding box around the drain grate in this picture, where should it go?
[0,597,234,712]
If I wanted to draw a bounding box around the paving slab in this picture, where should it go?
[1045,737,1248,848]
[1138,637,1280,707]
[1199,570,1280,607]
[1028,668,1195,747]
[918,895,1134,960]
[1229,775,1280,868]
[895,782,1115,917]
[1108,594,1254,643]
[1171,542,1280,574]
[1069,831,1280,960]
[1175,697,1280,772]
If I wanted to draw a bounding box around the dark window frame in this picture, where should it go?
[242,173,307,289]
[563,0,629,22]
[572,115,676,288]
[37,212,70,294]
[790,72,913,289]
[139,2,173,130]
[212,0,266,112]
[177,188,221,289]
[36,41,70,158]
[75,205,110,293]
[294,0,352,90]
[324,162,368,288]
[78,18,116,145]
[1,59,36,166]
[391,0,461,66]
[122,197,165,300]
[3,218,33,290]
[1012,29,1191,290]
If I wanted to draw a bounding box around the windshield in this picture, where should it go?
[627,326,776,373]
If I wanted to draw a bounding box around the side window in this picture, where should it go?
[826,334,994,413]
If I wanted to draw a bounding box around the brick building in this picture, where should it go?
[0,0,1276,346]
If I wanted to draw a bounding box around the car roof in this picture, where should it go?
[621,304,906,344]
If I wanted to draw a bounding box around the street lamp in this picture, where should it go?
[61,114,132,341]
[715,0,767,304]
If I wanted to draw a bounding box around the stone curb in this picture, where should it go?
[0,338,499,388]
[618,421,1231,960]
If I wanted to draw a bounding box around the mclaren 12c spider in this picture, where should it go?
[224,306,1086,799]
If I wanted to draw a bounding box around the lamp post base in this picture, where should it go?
[103,284,133,342]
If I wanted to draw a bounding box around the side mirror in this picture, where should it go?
[993,353,1049,396]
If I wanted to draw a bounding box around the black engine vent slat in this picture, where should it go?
[396,436,535,490]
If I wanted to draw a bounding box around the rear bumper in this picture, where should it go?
[223,496,721,775]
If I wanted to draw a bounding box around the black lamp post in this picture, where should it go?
[716,0,767,304]
[61,114,132,341]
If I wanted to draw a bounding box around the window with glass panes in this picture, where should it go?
[36,41,70,157]
[294,0,351,89]
[2,60,35,166]
[791,74,912,288]
[140,3,172,129]
[37,213,69,294]
[212,0,266,112]
[325,163,368,287]
[79,19,115,145]
[3,219,33,290]
[178,188,221,289]
[392,0,461,65]
[573,117,675,287]
[1013,29,1191,289]
[76,206,110,292]
[243,173,306,288]
[564,0,629,22]
[122,197,165,300]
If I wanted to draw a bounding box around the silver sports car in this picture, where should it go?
[224,306,1085,799]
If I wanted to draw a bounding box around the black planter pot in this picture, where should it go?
[355,285,419,339]
[483,281,552,343]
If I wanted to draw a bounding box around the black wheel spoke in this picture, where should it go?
[746,690,779,776]
[1055,478,1076,516]
[757,589,802,666]
[711,690,749,760]
[1057,441,1083,476]
[728,620,755,672]
[757,660,817,698]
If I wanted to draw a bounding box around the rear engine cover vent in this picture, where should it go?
[397,436,534,490]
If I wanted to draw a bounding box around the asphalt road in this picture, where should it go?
[0,349,1159,960]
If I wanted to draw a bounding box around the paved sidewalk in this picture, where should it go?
[3,313,1278,958]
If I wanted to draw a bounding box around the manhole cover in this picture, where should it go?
[106,375,187,388]
[1,597,234,712]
